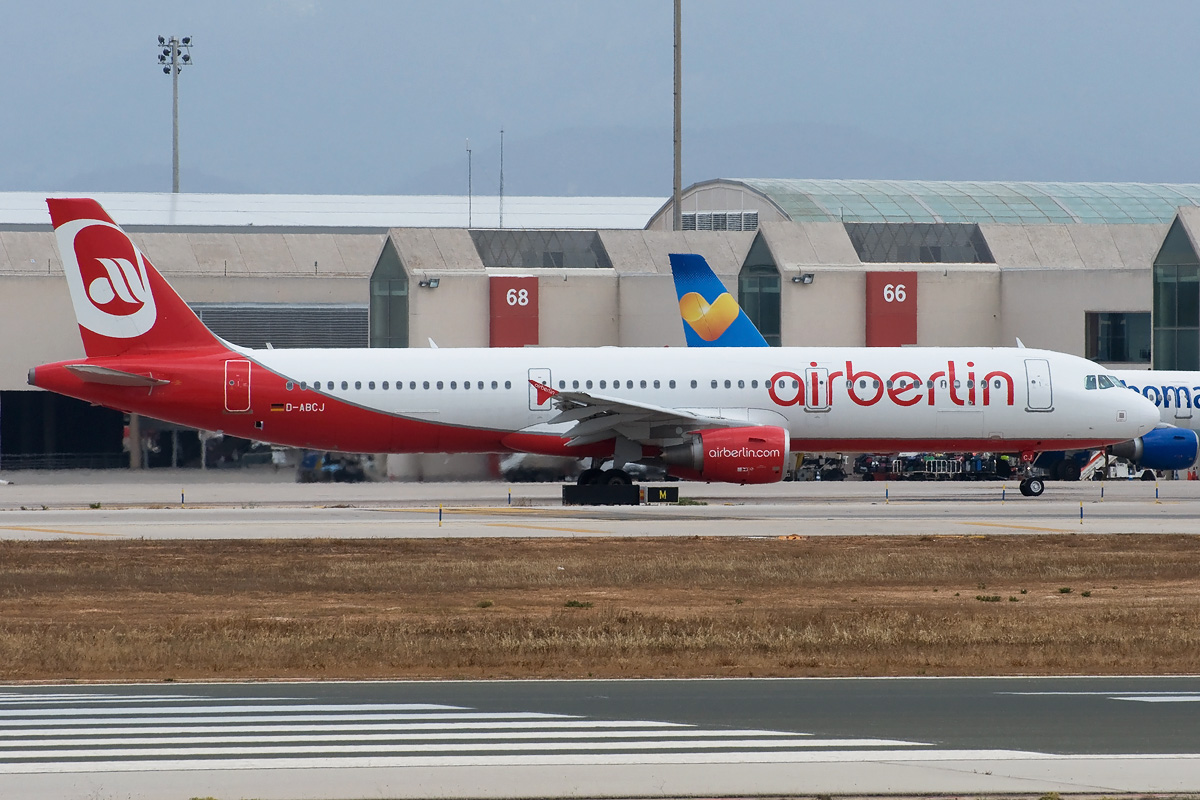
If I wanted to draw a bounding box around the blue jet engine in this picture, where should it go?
[1109,426,1200,470]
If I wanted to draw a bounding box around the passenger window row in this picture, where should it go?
[285,380,515,391]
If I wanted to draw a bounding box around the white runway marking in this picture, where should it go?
[0,719,689,736]
[0,690,933,775]
[0,702,479,717]
[1114,696,1200,703]
[1000,690,1200,703]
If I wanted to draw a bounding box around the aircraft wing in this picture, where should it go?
[532,380,755,447]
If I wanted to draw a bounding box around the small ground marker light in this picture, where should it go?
[1080,501,1084,525]
[439,504,443,527]
[1155,481,1161,504]
[1100,484,1104,501]
[1001,483,1006,503]
[885,483,889,504]
[508,488,512,506]
[181,488,185,506]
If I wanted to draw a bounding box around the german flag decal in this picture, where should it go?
[270,403,286,412]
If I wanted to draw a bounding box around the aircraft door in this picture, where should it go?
[224,359,251,413]
[528,368,553,411]
[1172,387,1193,420]
[1024,359,1053,411]
[805,367,831,412]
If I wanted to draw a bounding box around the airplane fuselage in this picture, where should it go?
[32,344,1153,457]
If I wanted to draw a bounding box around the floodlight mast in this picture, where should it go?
[156,35,193,193]
[672,0,682,231]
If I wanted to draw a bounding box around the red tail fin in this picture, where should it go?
[47,198,224,357]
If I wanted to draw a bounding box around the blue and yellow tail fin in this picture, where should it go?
[668,253,770,347]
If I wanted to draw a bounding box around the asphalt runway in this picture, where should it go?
[0,678,1197,799]
[2,469,1200,538]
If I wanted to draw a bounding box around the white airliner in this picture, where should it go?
[28,199,1160,494]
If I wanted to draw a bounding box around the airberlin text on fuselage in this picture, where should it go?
[769,360,1016,408]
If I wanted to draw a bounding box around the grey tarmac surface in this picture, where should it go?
[2,468,1200,538]
[0,678,1197,800]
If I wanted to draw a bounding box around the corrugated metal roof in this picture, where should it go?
[0,192,666,230]
[733,179,1200,224]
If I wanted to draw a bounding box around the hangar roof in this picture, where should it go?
[720,179,1200,225]
[383,228,754,276]
[0,192,666,231]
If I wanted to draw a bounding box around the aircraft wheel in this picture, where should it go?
[577,468,603,486]
[601,468,633,486]
[1019,480,1032,497]
[1060,462,1081,482]
[1025,477,1045,497]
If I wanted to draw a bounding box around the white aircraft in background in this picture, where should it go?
[28,199,1159,494]
[1101,370,1200,474]
[668,253,1200,480]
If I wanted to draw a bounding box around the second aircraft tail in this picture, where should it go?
[668,253,770,347]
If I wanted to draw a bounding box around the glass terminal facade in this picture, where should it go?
[1153,219,1200,370]
[738,236,782,346]
[369,238,409,349]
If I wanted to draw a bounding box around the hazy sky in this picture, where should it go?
[4,1,1200,197]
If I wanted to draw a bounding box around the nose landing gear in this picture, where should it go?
[1018,477,1045,497]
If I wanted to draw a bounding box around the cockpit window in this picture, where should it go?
[1086,375,1097,390]
[1098,374,1119,389]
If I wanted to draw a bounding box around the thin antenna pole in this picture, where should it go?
[673,0,682,231]
[466,138,472,228]
[499,127,504,229]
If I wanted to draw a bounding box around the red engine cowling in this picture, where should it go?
[661,426,791,484]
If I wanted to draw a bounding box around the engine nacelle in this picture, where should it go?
[660,426,790,484]
[1109,426,1200,470]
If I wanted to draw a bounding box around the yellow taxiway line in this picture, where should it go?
[961,521,1076,533]
[0,525,120,538]
[483,522,604,535]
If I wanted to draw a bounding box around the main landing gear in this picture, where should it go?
[1018,477,1045,497]
[576,467,633,486]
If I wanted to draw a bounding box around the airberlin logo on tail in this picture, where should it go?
[679,291,740,342]
[56,218,157,339]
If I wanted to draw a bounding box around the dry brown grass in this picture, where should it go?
[1,534,1199,682]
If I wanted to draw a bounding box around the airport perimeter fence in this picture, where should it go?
[0,453,127,471]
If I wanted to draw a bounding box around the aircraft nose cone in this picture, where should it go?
[1128,391,1161,436]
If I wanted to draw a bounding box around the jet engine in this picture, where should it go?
[1109,426,1200,471]
[660,426,790,484]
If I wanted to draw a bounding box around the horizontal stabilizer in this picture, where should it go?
[65,364,170,387]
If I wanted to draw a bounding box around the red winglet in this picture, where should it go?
[529,379,558,406]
